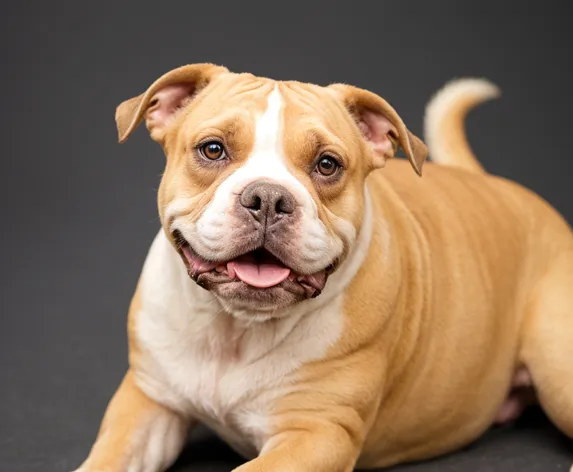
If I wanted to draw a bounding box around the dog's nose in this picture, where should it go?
[239,181,296,223]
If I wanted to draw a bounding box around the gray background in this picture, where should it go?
[1,1,572,471]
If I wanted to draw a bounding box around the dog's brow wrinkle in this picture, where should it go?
[233,80,271,97]
[282,83,323,109]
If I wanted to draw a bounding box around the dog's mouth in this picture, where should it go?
[173,231,335,299]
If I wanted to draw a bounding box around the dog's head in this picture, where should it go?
[116,63,427,316]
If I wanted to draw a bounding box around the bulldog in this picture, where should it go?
[73,64,573,472]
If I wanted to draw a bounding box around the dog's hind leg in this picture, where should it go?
[520,251,573,443]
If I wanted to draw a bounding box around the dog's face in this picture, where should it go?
[116,64,427,316]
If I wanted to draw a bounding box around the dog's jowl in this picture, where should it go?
[73,65,573,472]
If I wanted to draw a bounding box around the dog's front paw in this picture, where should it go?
[70,403,188,472]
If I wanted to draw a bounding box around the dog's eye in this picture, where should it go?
[315,156,340,177]
[200,141,226,161]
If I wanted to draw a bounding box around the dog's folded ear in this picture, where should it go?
[115,63,229,144]
[328,84,428,176]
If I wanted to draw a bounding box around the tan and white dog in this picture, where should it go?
[73,63,573,472]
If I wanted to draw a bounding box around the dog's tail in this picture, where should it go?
[424,78,500,173]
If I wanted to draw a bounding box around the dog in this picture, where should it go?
[72,63,573,472]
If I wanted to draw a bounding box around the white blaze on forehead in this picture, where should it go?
[253,86,283,159]
[231,84,313,207]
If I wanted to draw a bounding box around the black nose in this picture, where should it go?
[239,181,296,223]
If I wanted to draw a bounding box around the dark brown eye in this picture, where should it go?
[200,141,226,160]
[315,156,340,177]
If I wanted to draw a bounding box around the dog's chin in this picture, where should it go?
[197,272,309,316]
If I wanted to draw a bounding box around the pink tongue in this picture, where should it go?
[228,252,291,288]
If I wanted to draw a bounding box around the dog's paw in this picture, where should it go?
[70,412,187,472]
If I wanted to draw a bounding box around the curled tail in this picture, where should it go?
[424,78,501,173]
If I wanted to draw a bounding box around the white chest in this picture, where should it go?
[138,302,343,459]
[147,318,315,457]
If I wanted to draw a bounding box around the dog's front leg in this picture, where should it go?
[233,418,362,472]
[72,369,190,472]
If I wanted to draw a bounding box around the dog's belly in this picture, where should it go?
[357,357,535,470]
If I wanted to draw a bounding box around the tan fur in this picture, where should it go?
[73,67,573,472]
